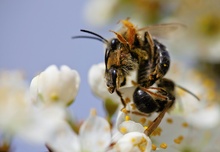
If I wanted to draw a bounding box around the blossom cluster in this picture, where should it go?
[0,62,220,152]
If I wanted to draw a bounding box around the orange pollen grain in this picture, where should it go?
[152,144,157,151]
[131,103,137,110]
[125,97,131,103]
[139,118,147,124]
[122,108,128,114]
[166,118,173,124]
[160,143,168,149]
[174,135,184,144]
[120,127,127,134]
[151,127,162,136]
[125,115,130,121]
[182,122,189,128]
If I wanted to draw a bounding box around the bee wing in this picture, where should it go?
[137,23,187,40]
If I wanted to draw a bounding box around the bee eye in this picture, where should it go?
[110,38,120,50]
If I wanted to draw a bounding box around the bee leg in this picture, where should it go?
[116,89,126,109]
[144,98,174,136]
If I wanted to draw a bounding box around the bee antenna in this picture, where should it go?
[72,35,107,44]
[72,29,108,44]
[176,85,200,101]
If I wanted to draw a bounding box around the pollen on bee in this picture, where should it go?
[160,143,168,149]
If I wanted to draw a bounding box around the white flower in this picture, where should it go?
[166,61,220,129]
[110,132,152,152]
[0,71,29,135]
[30,65,80,107]
[47,109,112,152]
[88,63,120,103]
[0,70,66,144]
[83,0,118,27]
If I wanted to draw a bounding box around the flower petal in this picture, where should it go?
[30,65,80,106]
[88,63,120,103]
[46,121,81,152]
[113,132,152,152]
[79,110,111,152]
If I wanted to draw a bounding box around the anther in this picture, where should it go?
[125,115,130,121]
[160,143,168,149]
[166,118,173,124]
[152,144,157,151]
[182,122,189,128]
[122,108,128,114]
[120,127,127,134]
[90,108,97,116]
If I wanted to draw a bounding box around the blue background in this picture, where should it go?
[0,0,113,151]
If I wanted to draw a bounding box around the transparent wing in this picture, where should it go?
[137,23,187,40]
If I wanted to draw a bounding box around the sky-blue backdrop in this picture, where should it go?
[0,0,114,151]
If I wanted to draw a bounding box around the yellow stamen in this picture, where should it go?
[182,122,189,128]
[152,144,157,151]
[131,137,136,143]
[151,127,162,136]
[160,143,167,149]
[50,92,59,101]
[174,135,184,144]
[139,117,146,124]
[131,103,136,110]
[139,137,147,151]
[166,118,173,124]
[125,115,130,121]
[90,108,97,116]
[120,127,127,134]
[122,108,128,114]
[125,97,131,103]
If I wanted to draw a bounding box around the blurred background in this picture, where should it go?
[1,0,220,151]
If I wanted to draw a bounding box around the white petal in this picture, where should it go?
[46,121,81,152]
[88,63,120,103]
[150,113,189,146]
[113,132,152,152]
[18,106,66,143]
[79,113,111,152]
[30,65,80,106]
[186,105,220,129]
[118,121,145,134]
[83,0,118,26]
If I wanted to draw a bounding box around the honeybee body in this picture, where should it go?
[72,20,194,136]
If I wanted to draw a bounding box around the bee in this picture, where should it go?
[72,19,199,136]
